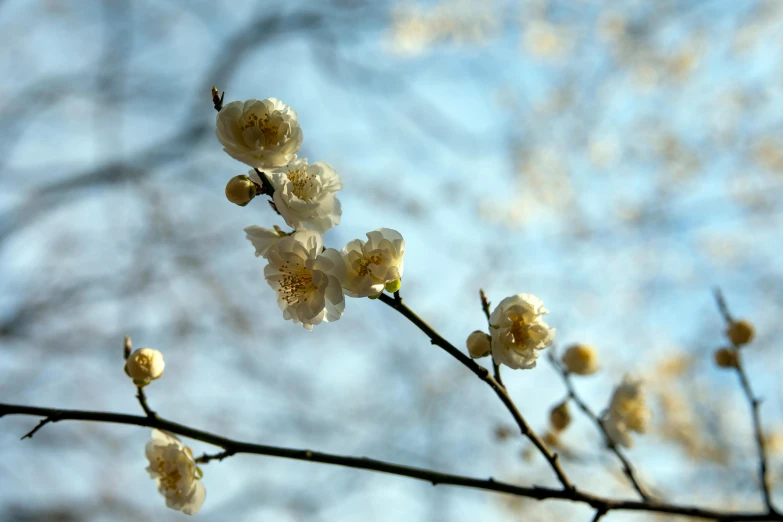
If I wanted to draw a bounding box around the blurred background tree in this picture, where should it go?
[1,0,782,520]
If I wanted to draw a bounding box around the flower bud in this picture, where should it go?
[466,330,491,358]
[384,278,402,294]
[561,344,599,375]
[225,175,257,207]
[726,319,754,346]
[543,430,559,447]
[549,401,572,432]
[125,348,165,386]
[714,347,738,369]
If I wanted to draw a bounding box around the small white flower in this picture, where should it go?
[145,430,206,515]
[253,159,342,234]
[264,229,346,329]
[125,348,165,386]
[340,228,405,298]
[466,330,491,358]
[244,225,284,258]
[216,98,303,169]
[602,377,651,448]
[488,293,555,370]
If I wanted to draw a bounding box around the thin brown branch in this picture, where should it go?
[136,386,156,418]
[2,401,782,521]
[195,449,236,464]
[377,292,573,490]
[20,410,62,440]
[479,289,504,388]
[591,507,608,522]
[548,353,650,501]
[714,289,776,514]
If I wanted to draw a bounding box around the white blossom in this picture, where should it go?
[145,430,206,515]
[216,98,303,169]
[466,330,491,358]
[264,229,346,329]
[252,159,342,234]
[340,228,405,298]
[488,293,555,370]
[244,225,284,258]
[602,377,651,448]
[125,348,165,386]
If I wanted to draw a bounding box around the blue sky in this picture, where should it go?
[1,0,783,520]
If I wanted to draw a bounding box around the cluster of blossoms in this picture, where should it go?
[217,96,405,329]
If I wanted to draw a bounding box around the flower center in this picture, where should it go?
[241,112,281,144]
[355,254,383,277]
[136,354,150,367]
[280,265,316,305]
[508,315,532,347]
[287,167,315,200]
[154,455,189,495]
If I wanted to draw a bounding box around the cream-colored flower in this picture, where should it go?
[602,376,651,448]
[125,348,165,386]
[466,330,491,358]
[252,159,342,234]
[561,343,599,375]
[340,228,405,298]
[244,225,285,258]
[145,430,206,515]
[216,98,303,169]
[488,293,555,369]
[264,229,346,329]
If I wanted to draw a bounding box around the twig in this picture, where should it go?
[713,289,776,514]
[591,507,608,522]
[253,168,276,197]
[20,411,62,440]
[136,386,156,418]
[195,449,236,464]
[479,289,504,388]
[548,353,650,501]
[2,401,782,521]
[377,292,573,490]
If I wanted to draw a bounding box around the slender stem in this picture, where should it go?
[136,386,156,418]
[734,350,775,511]
[714,289,776,513]
[377,292,572,490]
[2,401,782,521]
[479,289,505,388]
[591,508,608,522]
[548,354,650,501]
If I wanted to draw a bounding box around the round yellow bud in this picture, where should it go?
[384,278,402,294]
[225,175,257,207]
[549,401,572,432]
[561,344,599,375]
[714,347,739,369]
[125,348,165,386]
[466,330,491,358]
[726,319,754,346]
[543,431,559,447]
